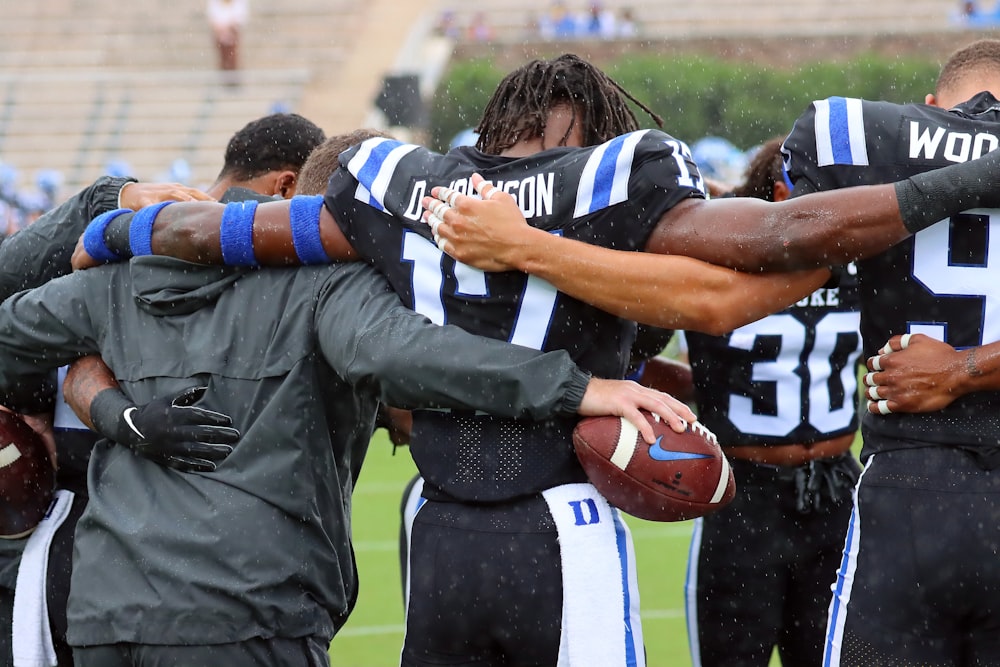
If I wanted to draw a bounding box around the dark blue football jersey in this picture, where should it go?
[326,130,705,500]
[783,92,1000,450]
[685,267,862,447]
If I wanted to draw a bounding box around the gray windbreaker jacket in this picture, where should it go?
[0,256,589,646]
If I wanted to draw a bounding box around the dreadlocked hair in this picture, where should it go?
[475,54,663,154]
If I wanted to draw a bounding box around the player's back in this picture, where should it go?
[326,132,704,501]
[685,266,862,447]
[783,93,1000,450]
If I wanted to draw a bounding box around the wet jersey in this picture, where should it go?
[783,92,1000,451]
[685,267,862,447]
[327,131,705,501]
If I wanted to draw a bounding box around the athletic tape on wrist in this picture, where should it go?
[220,200,259,266]
[129,201,174,256]
[83,209,131,263]
[289,195,330,264]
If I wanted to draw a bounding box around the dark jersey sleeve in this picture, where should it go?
[0,176,135,301]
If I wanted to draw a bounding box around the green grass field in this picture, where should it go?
[328,430,704,667]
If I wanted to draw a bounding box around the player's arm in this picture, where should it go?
[0,278,237,471]
[0,175,136,298]
[72,196,358,269]
[425,182,828,332]
[424,151,1000,312]
[61,355,237,472]
[863,334,1000,414]
[314,263,696,442]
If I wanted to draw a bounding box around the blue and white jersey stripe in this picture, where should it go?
[823,454,869,667]
[813,97,869,167]
[347,138,421,211]
[685,517,705,667]
[574,130,649,218]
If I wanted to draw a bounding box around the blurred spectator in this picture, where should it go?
[551,1,580,38]
[450,128,481,150]
[950,0,979,24]
[691,135,748,185]
[104,160,133,179]
[583,2,617,38]
[207,0,249,72]
[168,158,192,185]
[466,12,495,42]
[617,7,638,37]
[435,9,461,39]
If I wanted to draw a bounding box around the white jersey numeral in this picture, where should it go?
[665,140,706,194]
[726,313,862,436]
[910,210,1000,346]
[401,230,558,350]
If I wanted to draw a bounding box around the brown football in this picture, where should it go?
[573,411,735,522]
[0,411,55,537]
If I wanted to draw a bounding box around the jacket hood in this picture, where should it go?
[130,256,248,316]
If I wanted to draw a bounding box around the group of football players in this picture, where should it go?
[2,37,1000,667]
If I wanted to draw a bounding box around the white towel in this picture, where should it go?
[542,483,646,667]
[12,489,73,667]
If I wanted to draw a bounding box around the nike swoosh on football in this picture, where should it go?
[648,436,713,462]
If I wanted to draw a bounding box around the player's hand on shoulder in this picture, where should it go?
[419,173,542,271]
[118,182,215,210]
[578,377,697,444]
[864,333,964,415]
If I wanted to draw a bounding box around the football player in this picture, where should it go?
[419,43,1000,667]
[72,55,828,667]
[72,52,1000,666]
[681,137,863,667]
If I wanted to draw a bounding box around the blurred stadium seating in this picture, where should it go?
[0,0,970,200]
[0,0,404,196]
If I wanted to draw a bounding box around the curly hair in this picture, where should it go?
[475,54,662,154]
[730,136,786,202]
[296,128,395,196]
[936,39,1000,100]
[218,113,326,181]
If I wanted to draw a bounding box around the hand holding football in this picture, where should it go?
[573,411,735,522]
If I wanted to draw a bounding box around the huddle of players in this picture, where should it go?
[3,39,1000,667]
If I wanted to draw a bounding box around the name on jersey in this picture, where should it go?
[908,120,1000,162]
[794,287,840,308]
[402,173,556,221]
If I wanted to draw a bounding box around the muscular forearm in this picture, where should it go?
[512,232,829,333]
[96,198,354,266]
[651,188,908,271]
[63,355,119,430]
[956,343,1000,394]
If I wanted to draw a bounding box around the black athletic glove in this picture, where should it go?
[90,386,239,473]
[794,454,860,514]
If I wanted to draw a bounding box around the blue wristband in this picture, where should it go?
[129,201,173,257]
[289,195,330,264]
[219,200,259,266]
[82,209,131,263]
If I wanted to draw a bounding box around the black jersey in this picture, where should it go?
[783,92,1000,450]
[685,267,862,447]
[327,131,705,501]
